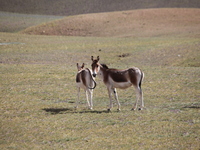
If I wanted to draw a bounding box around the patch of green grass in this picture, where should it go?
[0,33,199,149]
[0,11,64,32]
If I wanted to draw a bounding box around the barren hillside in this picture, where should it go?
[21,8,200,38]
[0,0,200,16]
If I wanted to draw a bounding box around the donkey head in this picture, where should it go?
[91,56,100,77]
[77,63,84,71]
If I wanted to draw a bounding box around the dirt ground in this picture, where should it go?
[22,8,200,37]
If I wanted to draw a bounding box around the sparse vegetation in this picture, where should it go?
[1,0,200,16]
[0,11,64,32]
[21,8,200,38]
[0,32,199,149]
[0,1,200,149]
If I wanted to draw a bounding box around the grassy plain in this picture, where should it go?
[0,11,64,33]
[0,31,199,149]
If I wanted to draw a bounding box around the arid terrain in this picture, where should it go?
[21,8,200,38]
[0,1,199,149]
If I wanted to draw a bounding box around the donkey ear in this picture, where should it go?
[81,63,85,68]
[97,56,100,61]
[91,56,94,61]
[77,63,80,69]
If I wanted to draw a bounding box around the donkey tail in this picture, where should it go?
[86,68,97,89]
[139,71,144,89]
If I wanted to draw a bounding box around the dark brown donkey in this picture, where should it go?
[91,56,144,111]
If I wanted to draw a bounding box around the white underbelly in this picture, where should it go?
[111,81,132,89]
[77,82,86,89]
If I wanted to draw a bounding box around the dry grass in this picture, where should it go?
[1,0,200,16]
[21,8,200,38]
[0,32,200,149]
[0,11,64,33]
[1,7,200,150]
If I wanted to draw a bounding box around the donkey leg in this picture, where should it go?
[85,90,92,109]
[76,87,80,109]
[139,88,144,110]
[107,87,113,111]
[88,89,93,110]
[139,71,144,110]
[132,86,140,110]
[112,88,121,111]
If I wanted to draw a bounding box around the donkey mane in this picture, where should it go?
[101,64,109,69]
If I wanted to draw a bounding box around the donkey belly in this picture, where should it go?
[111,81,132,89]
[77,82,86,90]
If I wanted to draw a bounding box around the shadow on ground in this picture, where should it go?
[42,108,110,115]
[183,105,200,109]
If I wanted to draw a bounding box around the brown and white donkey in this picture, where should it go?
[76,63,96,110]
[91,56,144,111]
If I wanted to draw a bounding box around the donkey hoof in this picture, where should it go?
[138,108,143,111]
[131,108,136,111]
[107,109,111,112]
[117,109,121,112]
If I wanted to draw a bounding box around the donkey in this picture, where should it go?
[76,63,96,110]
[91,56,144,111]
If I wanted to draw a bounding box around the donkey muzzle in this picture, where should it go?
[92,74,96,78]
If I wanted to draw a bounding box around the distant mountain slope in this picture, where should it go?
[0,11,64,32]
[21,8,200,38]
[0,0,200,16]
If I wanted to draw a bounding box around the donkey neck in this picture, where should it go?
[97,66,109,82]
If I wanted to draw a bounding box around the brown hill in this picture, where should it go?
[0,0,200,16]
[21,8,200,37]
